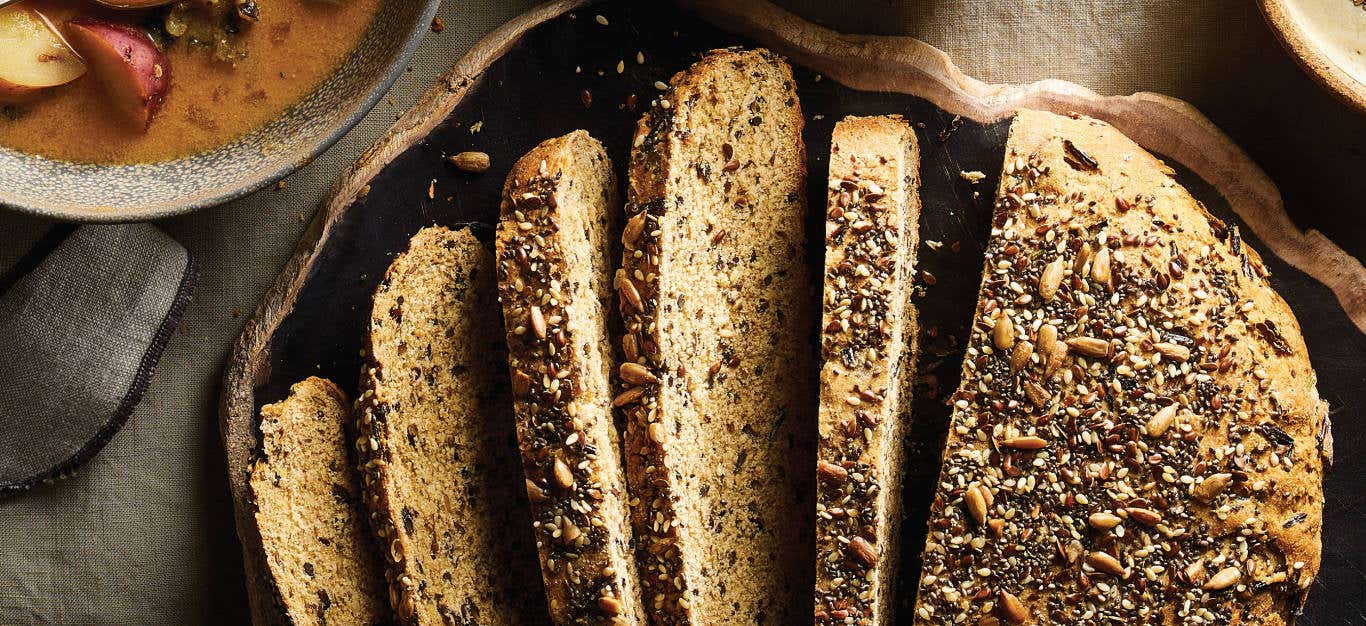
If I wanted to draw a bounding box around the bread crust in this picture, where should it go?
[813,115,921,626]
[496,131,647,625]
[910,109,1327,625]
[353,227,548,626]
[615,48,816,625]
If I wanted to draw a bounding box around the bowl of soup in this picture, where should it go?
[0,0,439,222]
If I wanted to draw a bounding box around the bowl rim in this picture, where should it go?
[1258,0,1366,116]
[0,0,442,224]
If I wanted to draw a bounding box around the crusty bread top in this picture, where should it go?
[496,131,645,625]
[911,109,1328,625]
[814,115,921,626]
[354,226,548,626]
[249,377,388,626]
[617,47,815,625]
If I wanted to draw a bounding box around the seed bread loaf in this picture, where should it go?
[616,48,817,624]
[813,115,922,626]
[910,109,1328,625]
[354,227,549,625]
[248,376,389,626]
[495,131,647,625]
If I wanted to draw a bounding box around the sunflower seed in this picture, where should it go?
[1203,567,1241,591]
[1086,551,1127,577]
[1010,341,1033,372]
[612,386,644,407]
[1088,512,1122,530]
[1125,507,1162,525]
[1091,246,1112,286]
[998,591,1029,623]
[1038,324,1059,358]
[1023,380,1050,408]
[530,305,547,339]
[965,484,988,524]
[1073,242,1093,275]
[1066,336,1111,358]
[620,362,659,385]
[848,536,878,567]
[1039,256,1065,300]
[623,213,646,246]
[1192,473,1233,501]
[993,314,1016,351]
[817,460,848,482]
[1154,342,1191,362]
[525,479,549,503]
[448,151,490,173]
[553,458,574,489]
[598,596,622,615]
[1002,435,1048,450]
[1146,404,1178,437]
[618,275,643,311]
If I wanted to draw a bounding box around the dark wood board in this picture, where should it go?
[222,1,1366,622]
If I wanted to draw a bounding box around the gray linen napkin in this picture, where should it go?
[0,224,195,496]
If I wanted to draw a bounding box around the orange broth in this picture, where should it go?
[0,0,381,164]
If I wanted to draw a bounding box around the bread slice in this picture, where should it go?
[353,227,548,625]
[616,48,816,624]
[910,109,1328,625]
[813,115,921,626]
[495,131,646,625]
[248,376,388,626]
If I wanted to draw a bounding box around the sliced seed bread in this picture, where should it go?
[616,48,817,624]
[248,376,389,626]
[910,109,1328,625]
[354,227,548,625]
[813,115,922,626]
[495,131,646,625]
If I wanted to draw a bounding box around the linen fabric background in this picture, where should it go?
[0,1,1362,623]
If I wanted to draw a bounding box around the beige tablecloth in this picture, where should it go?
[1,1,1362,623]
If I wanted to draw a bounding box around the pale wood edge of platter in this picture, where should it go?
[221,0,1362,620]
[1257,0,1366,116]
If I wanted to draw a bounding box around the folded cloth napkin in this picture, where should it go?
[0,224,195,496]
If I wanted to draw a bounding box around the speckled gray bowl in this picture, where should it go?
[0,0,440,223]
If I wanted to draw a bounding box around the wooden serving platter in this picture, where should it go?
[221,1,1366,622]
[1259,0,1366,115]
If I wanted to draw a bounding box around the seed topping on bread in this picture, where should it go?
[814,115,922,626]
[354,227,547,625]
[614,170,690,625]
[505,174,624,620]
[498,131,645,625]
[911,110,1327,625]
[617,47,815,624]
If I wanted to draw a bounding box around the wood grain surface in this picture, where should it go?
[221,1,1365,622]
[1258,0,1366,115]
